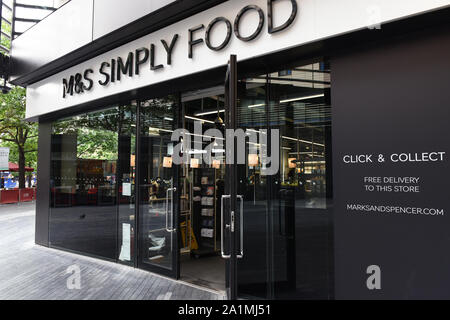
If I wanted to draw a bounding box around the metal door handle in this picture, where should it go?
[166,187,176,232]
[237,195,244,259]
[221,195,244,259]
[221,195,231,259]
[171,187,177,232]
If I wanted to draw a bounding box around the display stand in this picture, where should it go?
[180,166,195,254]
[191,167,219,258]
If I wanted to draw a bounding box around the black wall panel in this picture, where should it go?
[332,29,450,299]
[35,122,51,246]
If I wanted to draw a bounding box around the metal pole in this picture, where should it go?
[134,101,141,268]
[11,0,15,40]
[0,0,4,46]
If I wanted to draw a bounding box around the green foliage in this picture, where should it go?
[0,86,27,126]
[1,19,11,51]
[0,87,38,171]
[52,106,137,161]
[76,128,118,160]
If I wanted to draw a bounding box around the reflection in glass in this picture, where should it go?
[234,62,334,299]
[269,62,333,299]
[117,105,137,265]
[183,91,226,256]
[139,97,177,270]
[236,76,269,298]
[49,104,137,261]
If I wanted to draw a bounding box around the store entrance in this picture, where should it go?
[135,56,333,298]
[137,97,180,278]
[177,86,227,292]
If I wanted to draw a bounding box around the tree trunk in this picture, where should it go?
[18,146,26,189]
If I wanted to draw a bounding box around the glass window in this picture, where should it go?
[117,105,137,265]
[268,62,333,299]
[233,62,333,299]
[138,96,178,271]
[236,76,269,298]
[270,63,331,209]
[49,104,136,262]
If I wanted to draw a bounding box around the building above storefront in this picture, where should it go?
[10,0,227,86]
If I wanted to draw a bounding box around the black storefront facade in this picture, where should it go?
[11,0,450,299]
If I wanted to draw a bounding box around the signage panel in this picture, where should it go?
[332,31,450,299]
[26,0,450,119]
[0,148,9,171]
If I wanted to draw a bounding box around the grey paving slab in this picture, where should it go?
[0,203,225,300]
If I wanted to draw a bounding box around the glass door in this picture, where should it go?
[222,55,243,299]
[235,75,270,299]
[222,56,271,300]
[137,96,180,278]
[224,58,334,300]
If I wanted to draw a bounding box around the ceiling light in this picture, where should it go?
[185,115,215,124]
[195,109,225,116]
[280,94,325,104]
[248,103,265,109]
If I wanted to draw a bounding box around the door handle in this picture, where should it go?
[166,187,176,232]
[237,195,244,259]
[221,195,244,259]
[221,195,231,259]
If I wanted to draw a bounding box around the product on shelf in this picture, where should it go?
[201,228,214,238]
[206,186,214,196]
[201,196,214,206]
[201,208,214,216]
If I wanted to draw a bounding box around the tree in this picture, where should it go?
[0,87,38,188]
[1,18,11,51]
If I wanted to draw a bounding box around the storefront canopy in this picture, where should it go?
[0,162,34,172]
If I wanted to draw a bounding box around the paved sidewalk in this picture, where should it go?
[0,203,225,300]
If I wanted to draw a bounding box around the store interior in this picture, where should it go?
[177,88,227,292]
